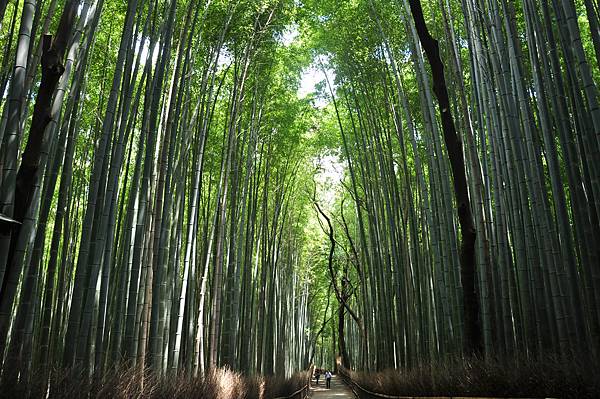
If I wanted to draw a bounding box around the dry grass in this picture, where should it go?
[262,370,311,398]
[343,355,600,399]
[0,365,310,399]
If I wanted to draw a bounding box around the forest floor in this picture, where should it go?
[310,374,355,398]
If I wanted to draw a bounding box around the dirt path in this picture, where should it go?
[310,374,355,398]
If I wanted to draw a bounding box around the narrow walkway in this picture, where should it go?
[310,374,355,398]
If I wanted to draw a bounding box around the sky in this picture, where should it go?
[276,27,345,205]
[314,154,346,206]
[278,25,334,107]
[298,57,336,109]
[298,66,328,103]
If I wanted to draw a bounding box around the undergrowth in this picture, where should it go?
[0,365,311,398]
[343,354,600,399]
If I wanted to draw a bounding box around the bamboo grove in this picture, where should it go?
[305,0,600,371]
[0,0,318,383]
[0,0,599,392]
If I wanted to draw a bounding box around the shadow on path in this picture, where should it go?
[310,374,355,398]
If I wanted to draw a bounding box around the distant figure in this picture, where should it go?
[315,369,320,385]
[325,370,332,389]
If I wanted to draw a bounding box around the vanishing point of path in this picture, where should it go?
[310,374,355,398]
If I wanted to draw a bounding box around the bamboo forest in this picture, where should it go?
[0,0,599,397]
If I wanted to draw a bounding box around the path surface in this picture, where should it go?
[310,374,355,398]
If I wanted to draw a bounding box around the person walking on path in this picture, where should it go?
[309,373,354,398]
[325,370,332,389]
[315,369,321,385]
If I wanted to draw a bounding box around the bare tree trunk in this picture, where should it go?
[407,0,482,355]
[0,0,77,360]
